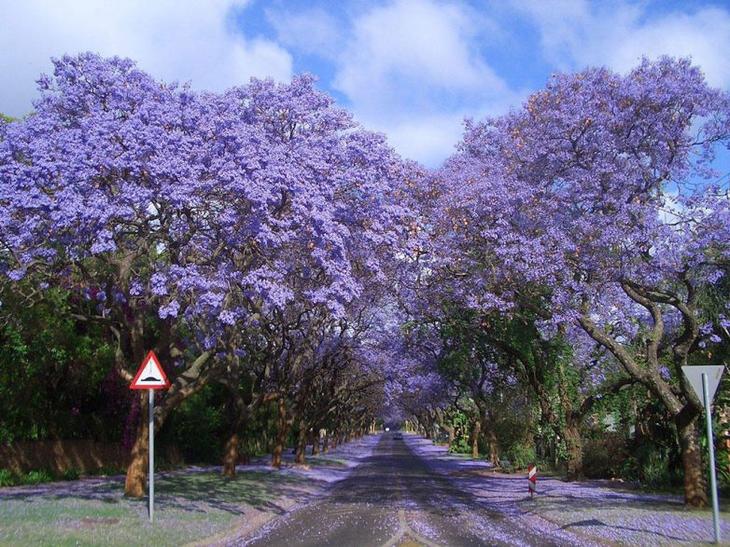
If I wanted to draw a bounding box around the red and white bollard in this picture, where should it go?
[527,464,537,498]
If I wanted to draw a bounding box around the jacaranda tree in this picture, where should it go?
[433,57,730,506]
[0,53,411,496]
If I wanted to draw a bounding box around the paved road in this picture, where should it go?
[238,434,568,546]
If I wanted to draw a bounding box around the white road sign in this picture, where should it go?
[682,365,724,407]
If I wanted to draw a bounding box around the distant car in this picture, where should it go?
[393,432,403,440]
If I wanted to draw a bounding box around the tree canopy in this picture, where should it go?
[1,53,729,506]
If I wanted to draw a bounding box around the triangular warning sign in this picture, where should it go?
[682,365,724,408]
[130,351,171,390]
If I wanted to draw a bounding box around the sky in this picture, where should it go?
[2,0,730,167]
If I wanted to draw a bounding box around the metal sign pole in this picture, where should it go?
[702,373,720,544]
[149,389,154,523]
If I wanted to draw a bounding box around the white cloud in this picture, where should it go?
[370,113,467,166]
[336,0,502,98]
[266,7,343,58]
[326,0,517,166]
[514,0,730,89]
[0,0,293,117]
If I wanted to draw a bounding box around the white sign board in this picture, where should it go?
[681,365,724,407]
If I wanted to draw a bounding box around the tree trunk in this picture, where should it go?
[471,418,481,459]
[272,398,288,469]
[272,439,283,468]
[323,434,330,453]
[564,422,583,480]
[295,422,307,465]
[124,392,149,497]
[677,417,708,507]
[222,389,249,478]
[311,430,320,456]
[222,432,240,478]
[486,426,499,466]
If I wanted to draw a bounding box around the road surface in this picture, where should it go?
[236,433,577,546]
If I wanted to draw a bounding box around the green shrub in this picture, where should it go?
[22,469,53,485]
[506,442,536,470]
[0,469,17,487]
[161,385,226,464]
[620,455,638,481]
[641,450,672,488]
[61,468,80,481]
[97,465,125,476]
[449,436,471,454]
[619,443,681,489]
[583,435,627,479]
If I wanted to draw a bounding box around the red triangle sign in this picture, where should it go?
[130,351,171,390]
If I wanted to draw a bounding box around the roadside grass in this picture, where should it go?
[0,470,308,546]
[308,456,349,468]
[0,465,129,488]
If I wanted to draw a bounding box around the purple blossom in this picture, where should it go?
[7,269,26,281]
[158,300,180,319]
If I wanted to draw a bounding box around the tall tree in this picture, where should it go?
[435,57,730,506]
[0,54,410,495]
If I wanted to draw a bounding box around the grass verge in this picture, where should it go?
[0,470,308,546]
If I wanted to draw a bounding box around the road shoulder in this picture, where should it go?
[405,434,730,545]
[195,434,381,546]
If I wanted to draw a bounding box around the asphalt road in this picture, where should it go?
[238,434,567,547]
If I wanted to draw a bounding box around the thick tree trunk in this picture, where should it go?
[677,417,708,507]
[295,422,307,465]
[486,426,499,466]
[222,390,249,478]
[124,393,149,497]
[271,440,283,468]
[471,418,481,459]
[272,398,289,469]
[323,433,330,453]
[564,422,583,480]
[222,432,240,478]
[311,430,320,456]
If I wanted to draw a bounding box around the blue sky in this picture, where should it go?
[2,0,730,168]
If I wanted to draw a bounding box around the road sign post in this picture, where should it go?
[703,373,721,544]
[149,389,154,522]
[130,351,171,523]
[682,365,724,544]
